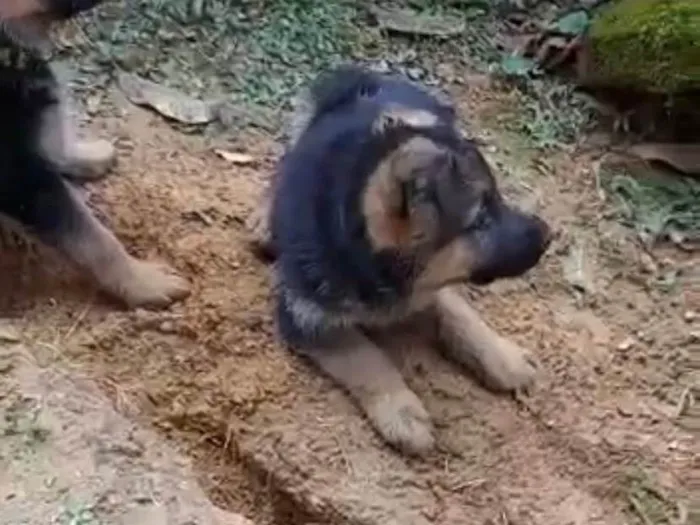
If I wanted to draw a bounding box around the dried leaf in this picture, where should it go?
[117,72,220,125]
[214,150,255,165]
[370,6,465,38]
[0,322,20,343]
[626,143,700,176]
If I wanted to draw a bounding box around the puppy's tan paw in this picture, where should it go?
[480,339,539,392]
[64,139,117,181]
[245,201,274,257]
[107,259,191,309]
[365,389,435,456]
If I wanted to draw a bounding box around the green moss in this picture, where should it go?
[589,0,700,93]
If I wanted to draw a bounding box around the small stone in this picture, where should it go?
[683,311,696,322]
[639,253,657,274]
[617,337,635,351]
[159,321,176,334]
[616,403,634,417]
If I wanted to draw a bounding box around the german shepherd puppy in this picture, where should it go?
[247,66,551,455]
[0,0,189,308]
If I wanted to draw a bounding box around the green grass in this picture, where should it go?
[621,468,685,525]
[57,502,100,525]
[67,0,373,108]
[60,0,599,147]
[602,167,700,242]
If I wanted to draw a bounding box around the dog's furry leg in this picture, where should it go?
[245,180,275,259]
[298,328,435,455]
[39,81,116,182]
[57,183,190,308]
[434,284,539,391]
[1,157,190,308]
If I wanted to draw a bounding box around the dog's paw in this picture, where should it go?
[64,139,117,181]
[244,202,275,259]
[109,259,191,309]
[480,338,539,392]
[365,388,435,456]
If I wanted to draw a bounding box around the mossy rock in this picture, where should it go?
[584,0,700,94]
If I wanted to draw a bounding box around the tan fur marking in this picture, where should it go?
[300,328,435,455]
[434,284,538,391]
[60,187,190,308]
[245,178,275,252]
[372,104,439,134]
[413,239,475,292]
[362,137,445,250]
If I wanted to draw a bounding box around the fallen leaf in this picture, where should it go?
[369,6,465,38]
[0,322,20,343]
[626,143,700,176]
[553,10,590,36]
[214,149,255,165]
[117,72,220,125]
[499,54,537,77]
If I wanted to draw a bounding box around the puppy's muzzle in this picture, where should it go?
[469,207,551,285]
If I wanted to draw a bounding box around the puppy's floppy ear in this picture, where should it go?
[363,134,451,250]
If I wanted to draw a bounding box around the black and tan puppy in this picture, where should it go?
[247,66,551,455]
[0,0,189,308]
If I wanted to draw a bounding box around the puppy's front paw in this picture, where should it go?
[480,338,539,392]
[106,258,191,309]
[245,200,275,258]
[365,389,435,456]
[64,139,117,181]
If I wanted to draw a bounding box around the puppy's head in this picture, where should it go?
[362,106,551,291]
[1,0,104,51]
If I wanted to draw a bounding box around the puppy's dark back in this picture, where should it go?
[272,68,457,311]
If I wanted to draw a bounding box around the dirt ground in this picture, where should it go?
[0,66,697,524]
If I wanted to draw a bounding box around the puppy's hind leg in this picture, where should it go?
[295,327,435,456]
[433,284,539,392]
[38,84,116,183]
[2,159,189,308]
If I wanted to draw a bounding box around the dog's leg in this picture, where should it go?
[433,284,538,391]
[245,179,276,259]
[297,328,435,455]
[2,161,189,308]
[38,81,116,182]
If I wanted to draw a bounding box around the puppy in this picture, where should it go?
[0,0,190,308]
[247,66,551,455]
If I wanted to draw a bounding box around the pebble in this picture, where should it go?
[683,310,696,322]
[616,337,635,351]
[158,321,176,334]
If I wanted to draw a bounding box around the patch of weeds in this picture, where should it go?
[622,468,685,525]
[237,0,370,106]
[1,396,50,446]
[57,502,100,525]
[68,0,372,108]
[495,67,597,148]
[601,166,700,244]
